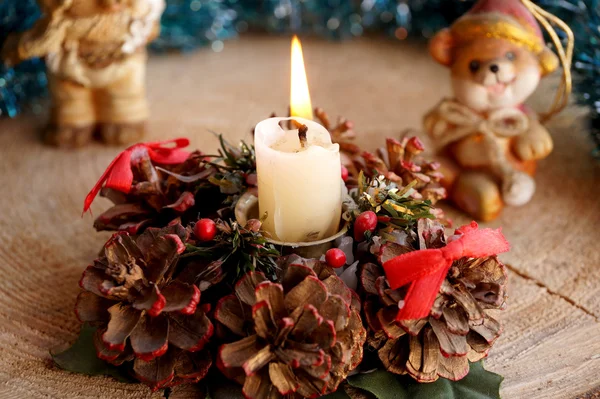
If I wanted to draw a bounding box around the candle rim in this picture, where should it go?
[254,117,340,155]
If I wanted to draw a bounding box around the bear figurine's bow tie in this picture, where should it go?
[435,99,530,147]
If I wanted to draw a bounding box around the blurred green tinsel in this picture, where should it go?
[0,0,598,153]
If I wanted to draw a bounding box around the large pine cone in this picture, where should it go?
[361,220,507,382]
[94,151,219,234]
[215,256,366,398]
[354,137,446,205]
[75,224,214,389]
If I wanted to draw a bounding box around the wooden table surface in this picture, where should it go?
[0,36,598,399]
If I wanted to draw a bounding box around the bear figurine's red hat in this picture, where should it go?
[450,0,558,75]
[468,0,544,41]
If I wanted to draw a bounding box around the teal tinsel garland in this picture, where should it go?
[0,0,598,153]
[0,0,46,117]
[151,0,238,52]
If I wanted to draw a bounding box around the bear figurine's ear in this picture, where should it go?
[539,48,559,76]
[429,28,455,66]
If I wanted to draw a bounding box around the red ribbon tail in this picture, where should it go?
[397,267,449,321]
[383,249,447,290]
[82,138,191,216]
[147,138,191,164]
[453,226,510,259]
[455,221,479,235]
[82,151,133,215]
[105,151,134,192]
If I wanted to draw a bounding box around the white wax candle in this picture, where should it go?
[254,116,342,243]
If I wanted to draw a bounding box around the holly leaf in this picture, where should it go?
[211,385,245,399]
[321,390,352,399]
[347,369,408,398]
[347,362,503,399]
[51,324,133,383]
[205,369,245,399]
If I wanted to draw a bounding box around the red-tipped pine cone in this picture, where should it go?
[215,256,366,399]
[354,137,446,205]
[360,220,507,383]
[94,151,215,234]
[75,224,213,390]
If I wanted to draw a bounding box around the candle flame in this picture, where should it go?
[290,35,313,120]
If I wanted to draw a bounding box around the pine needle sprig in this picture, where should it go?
[215,134,256,172]
[183,219,279,282]
[204,134,257,197]
[356,172,435,231]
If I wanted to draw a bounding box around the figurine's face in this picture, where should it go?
[450,38,541,112]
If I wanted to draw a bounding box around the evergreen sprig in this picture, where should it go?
[356,172,435,231]
[184,219,279,281]
[205,134,256,196]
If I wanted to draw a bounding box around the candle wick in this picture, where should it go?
[297,123,308,148]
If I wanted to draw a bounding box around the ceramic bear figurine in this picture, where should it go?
[424,0,559,221]
[2,0,165,147]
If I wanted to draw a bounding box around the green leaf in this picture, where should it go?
[182,243,215,259]
[211,385,245,399]
[321,390,352,399]
[348,369,409,398]
[51,324,133,383]
[206,370,245,399]
[347,362,503,399]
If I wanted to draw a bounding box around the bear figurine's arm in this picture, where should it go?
[131,0,164,45]
[512,115,554,161]
[147,20,161,43]
[1,16,68,66]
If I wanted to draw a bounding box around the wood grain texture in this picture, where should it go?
[0,36,598,399]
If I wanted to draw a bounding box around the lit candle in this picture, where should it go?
[254,37,342,243]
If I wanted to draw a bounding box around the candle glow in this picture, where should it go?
[290,35,313,120]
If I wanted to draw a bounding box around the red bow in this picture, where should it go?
[383,222,509,321]
[83,139,191,214]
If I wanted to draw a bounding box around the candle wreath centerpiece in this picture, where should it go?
[53,107,509,398]
[52,28,510,399]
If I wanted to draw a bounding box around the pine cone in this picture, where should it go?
[353,136,446,205]
[215,256,366,399]
[75,224,214,390]
[360,220,507,383]
[314,107,361,156]
[94,151,220,234]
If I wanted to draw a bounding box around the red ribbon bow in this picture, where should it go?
[83,138,191,214]
[383,222,510,321]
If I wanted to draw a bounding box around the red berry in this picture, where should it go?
[354,211,378,241]
[325,248,346,268]
[341,165,349,182]
[194,219,217,241]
